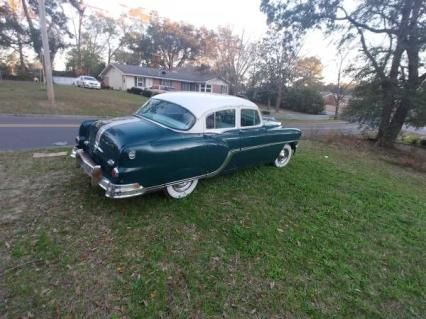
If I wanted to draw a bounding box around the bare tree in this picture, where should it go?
[69,0,86,71]
[334,50,352,120]
[258,28,300,111]
[213,26,257,95]
[101,16,118,65]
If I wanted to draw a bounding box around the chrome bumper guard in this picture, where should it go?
[71,147,145,199]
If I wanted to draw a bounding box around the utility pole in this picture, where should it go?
[38,0,55,106]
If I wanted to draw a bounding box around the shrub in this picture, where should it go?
[127,87,143,95]
[283,87,325,114]
[101,83,112,90]
[3,74,35,81]
[141,89,153,98]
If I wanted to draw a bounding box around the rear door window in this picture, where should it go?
[241,109,261,127]
[206,109,236,129]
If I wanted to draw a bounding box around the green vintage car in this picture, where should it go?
[71,92,302,199]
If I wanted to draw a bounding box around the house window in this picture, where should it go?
[241,109,261,127]
[206,109,235,129]
[181,82,191,91]
[160,79,172,87]
[135,76,145,87]
[220,85,228,94]
[200,84,212,93]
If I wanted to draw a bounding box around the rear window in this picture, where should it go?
[241,109,261,127]
[84,76,96,81]
[135,99,196,131]
[206,109,236,129]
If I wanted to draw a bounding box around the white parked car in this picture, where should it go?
[75,76,101,89]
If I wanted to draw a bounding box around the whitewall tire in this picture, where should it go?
[165,179,198,199]
[274,144,293,168]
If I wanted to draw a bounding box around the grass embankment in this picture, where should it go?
[0,141,425,318]
[0,80,147,116]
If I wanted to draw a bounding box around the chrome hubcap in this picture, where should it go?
[277,148,290,165]
[172,181,192,192]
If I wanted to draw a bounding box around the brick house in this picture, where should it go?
[99,63,229,94]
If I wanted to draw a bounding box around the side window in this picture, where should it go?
[241,109,261,127]
[206,109,236,129]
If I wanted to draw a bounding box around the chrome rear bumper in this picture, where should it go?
[71,147,145,199]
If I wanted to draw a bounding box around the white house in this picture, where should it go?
[99,63,229,94]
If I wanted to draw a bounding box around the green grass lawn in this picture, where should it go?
[1,141,425,318]
[0,80,147,116]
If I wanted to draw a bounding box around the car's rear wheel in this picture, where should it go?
[165,179,198,199]
[274,144,293,168]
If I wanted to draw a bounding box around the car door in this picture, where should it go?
[238,108,280,168]
[203,108,241,175]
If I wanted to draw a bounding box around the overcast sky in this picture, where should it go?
[59,0,343,83]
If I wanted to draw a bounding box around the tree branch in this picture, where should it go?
[336,7,396,35]
[356,27,386,80]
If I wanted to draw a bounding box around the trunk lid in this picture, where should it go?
[86,115,172,165]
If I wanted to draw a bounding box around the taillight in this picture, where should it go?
[111,167,119,178]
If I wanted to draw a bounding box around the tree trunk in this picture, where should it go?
[275,86,282,113]
[376,81,397,143]
[376,8,420,148]
[334,98,340,120]
[17,36,26,73]
[77,10,84,73]
[21,0,42,61]
[376,33,405,143]
[107,44,112,65]
[38,0,55,106]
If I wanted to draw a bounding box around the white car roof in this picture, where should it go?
[153,92,258,118]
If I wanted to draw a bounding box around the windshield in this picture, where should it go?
[84,76,96,81]
[135,99,196,131]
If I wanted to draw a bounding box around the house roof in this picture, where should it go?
[101,63,224,83]
[153,92,258,118]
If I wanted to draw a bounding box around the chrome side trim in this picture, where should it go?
[240,140,295,152]
[144,139,299,187]
[72,139,299,199]
[205,149,239,178]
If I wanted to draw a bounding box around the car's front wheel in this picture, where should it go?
[165,179,198,199]
[274,144,293,168]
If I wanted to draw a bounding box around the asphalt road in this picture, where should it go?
[0,115,100,151]
[0,115,424,151]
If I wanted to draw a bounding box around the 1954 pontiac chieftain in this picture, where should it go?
[71,93,302,199]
